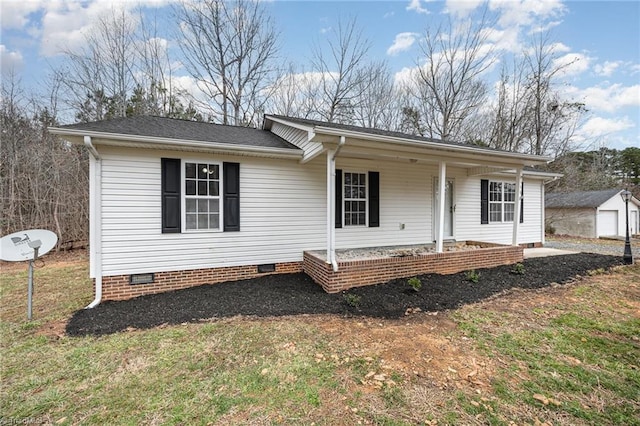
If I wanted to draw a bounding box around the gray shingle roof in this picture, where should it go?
[267,114,508,153]
[57,116,299,150]
[545,189,621,209]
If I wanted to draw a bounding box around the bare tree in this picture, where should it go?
[54,6,195,123]
[351,61,403,130]
[56,7,139,121]
[263,64,323,119]
[176,0,280,126]
[406,12,496,140]
[520,32,586,156]
[1,74,89,247]
[309,17,371,123]
[483,59,530,151]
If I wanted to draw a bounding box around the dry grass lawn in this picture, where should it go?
[1,250,638,425]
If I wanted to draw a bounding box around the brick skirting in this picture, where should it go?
[98,261,303,301]
[95,241,529,300]
[303,241,524,293]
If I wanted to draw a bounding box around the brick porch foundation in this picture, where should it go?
[303,241,524,293]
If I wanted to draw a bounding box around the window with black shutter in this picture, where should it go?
[161,159,240,233]
[481,179,522,224]
[335,170,380,228]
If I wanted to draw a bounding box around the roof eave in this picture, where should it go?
[311,126,551,166]
[264,115,315,134]
[49,127,304,159]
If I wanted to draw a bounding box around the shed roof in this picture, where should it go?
[545,189,622,209]
[54,115,298,150]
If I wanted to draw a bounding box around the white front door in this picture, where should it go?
[434,179,455,240]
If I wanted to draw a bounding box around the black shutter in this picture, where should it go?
[223,162,240,232]
[161,158,181,233]
[368,171,380,227]
[335,169,342,228]
[480,179,489,225]
[520,181,524,223]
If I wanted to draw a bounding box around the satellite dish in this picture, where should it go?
[0,229,58,262]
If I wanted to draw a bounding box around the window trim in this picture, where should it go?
[489,180,516,223]
[181,159,224,233]
[342,170,368,227]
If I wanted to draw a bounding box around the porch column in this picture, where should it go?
[540,181,546,246]
[436,161,447,253]
[512,168,523,246]
[327,149,335,266]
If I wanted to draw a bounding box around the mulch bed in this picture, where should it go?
[66,253,625,336]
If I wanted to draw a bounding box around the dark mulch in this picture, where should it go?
[66,253,625,336]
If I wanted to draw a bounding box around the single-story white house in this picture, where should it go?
[545,189,640,238]
[50,115,559,306]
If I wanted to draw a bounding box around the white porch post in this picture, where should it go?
[327,149,335,266]
[512,168,523,246]
[436,161,447,253]
[540,181,546,246]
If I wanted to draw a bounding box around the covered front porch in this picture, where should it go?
[265,115,555,293]
[272,119,549,270]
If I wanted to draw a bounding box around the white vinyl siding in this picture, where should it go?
[98,146,326,276]
[335,158,435,249]
[96,146,546,277]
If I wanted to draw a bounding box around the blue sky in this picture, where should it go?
[1,0,639,150]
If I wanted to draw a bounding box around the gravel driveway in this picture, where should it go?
[545,236,639,258]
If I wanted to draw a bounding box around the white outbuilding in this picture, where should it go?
[546,189,640,238]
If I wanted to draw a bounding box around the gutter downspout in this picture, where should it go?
[84,136,102,309]
[327,136,346,272]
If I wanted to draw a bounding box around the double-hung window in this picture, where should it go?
[184,162,221,230]
[344,172,367,226]
[489,181,516,223]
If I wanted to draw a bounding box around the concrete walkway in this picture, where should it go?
[523,247,579,259]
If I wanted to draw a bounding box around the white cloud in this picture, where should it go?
[445,0,484,17]
[0,45,24,74]
[530,19,562,34]
[37,1,168,57]
[39,2,133,57]
[566,83,640,113]
[479,26,520,53]
[553,52,591,77]
[579,116,635,139]
[407,0,430,15]
[594,61,621,77]
[0,0,46,30]
[490,0,567,28]
[387,32,420,56]
[393,65,420,87]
